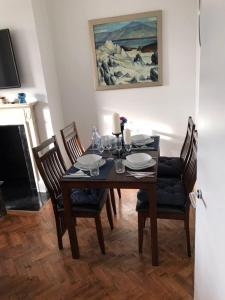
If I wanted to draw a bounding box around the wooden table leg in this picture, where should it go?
[62,185,80,259]
[148,187,159,266]
[110,189,117,215]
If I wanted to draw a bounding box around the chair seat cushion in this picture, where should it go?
[56,188,106,213]
[158,156,183,178]
[136,178,187,213]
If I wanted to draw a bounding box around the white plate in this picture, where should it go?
[77,154,102,166]
[131,134,150,143]
[132,137,154,146]
[126,153,152,166]
[123,159,156,170]
[74,159,106,171]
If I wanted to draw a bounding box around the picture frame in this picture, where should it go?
[89,10,162,91]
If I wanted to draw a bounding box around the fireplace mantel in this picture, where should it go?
[0,102,45,192]
[0,103,36,109]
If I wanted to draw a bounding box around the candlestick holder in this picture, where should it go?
[120,124,125,147]
[112,132,121,139]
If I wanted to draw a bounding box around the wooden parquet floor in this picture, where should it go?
[0,190,194,300]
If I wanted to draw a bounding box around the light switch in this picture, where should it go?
[189,190,206,208]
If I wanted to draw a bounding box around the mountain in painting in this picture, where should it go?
[94,21,156,43]
[95,40,158,87]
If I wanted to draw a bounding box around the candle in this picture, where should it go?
[124,128,131,144]
[112,112,121,134]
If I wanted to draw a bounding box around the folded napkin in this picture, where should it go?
[64,170,90,178]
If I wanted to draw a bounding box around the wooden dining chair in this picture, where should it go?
[60,121,84,164]
[60,121,120,214]
[158,116,195,178]
[32,136,113,255]
[136,130,197,257]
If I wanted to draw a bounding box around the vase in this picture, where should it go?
[18,93,26,104]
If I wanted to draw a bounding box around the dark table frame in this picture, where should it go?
[60,150,159,266]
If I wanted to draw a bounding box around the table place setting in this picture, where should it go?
[122,153,156,170]
[131,134,154,146]
[64,153,114,180]
[75,154,105,173]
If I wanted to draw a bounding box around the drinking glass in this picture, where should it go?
[89,162,100,176]
[116,138,122,157]
[115,158,125,174]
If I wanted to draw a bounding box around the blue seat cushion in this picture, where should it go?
[136,178,187,213]
[158,156,183,178]
[56,188,106,213]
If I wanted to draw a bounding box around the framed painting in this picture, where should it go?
[89,10,162,91]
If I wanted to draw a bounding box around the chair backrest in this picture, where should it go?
[183,130,197,194]
[60,122,84,165]
[32,136,66,202]
[180,116,195,166]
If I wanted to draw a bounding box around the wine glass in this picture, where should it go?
[105,136,112,151]
[98,139,105,155]
[125,143,132,153]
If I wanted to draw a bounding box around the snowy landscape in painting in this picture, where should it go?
[92,16,159,88]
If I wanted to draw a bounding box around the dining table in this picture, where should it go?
[60,136,160,266]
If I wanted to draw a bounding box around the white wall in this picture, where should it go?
[44,0,197,154]
[195,0,225,299]
[0,0,198,157]
[0,0,53,142]
[0,0,69,164]
[31,0,67,160]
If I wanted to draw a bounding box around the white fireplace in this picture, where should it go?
[0,103,45,193]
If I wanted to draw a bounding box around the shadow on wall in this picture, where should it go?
[152,130,183,156]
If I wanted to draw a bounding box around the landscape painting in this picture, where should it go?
[89,11,162,90]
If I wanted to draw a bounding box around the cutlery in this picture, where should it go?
[126,174,155,178]
[127,171,155,175]
[126,171,155,178]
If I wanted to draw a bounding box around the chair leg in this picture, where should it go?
[138,213,145,254]
[110,189,117,215]
[106,195,114,230]
[55,216,63,250]
[117,188,121,199]
[184,211,191,257]
[95,216,106,255]
[143,217,146,228]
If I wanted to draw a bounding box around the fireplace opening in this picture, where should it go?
[0,125,48,211]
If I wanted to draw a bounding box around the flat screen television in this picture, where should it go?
[0,29,21,89]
